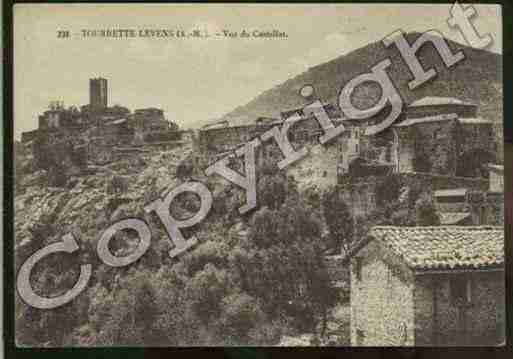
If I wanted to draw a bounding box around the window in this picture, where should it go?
[386,147,392,162]
[355,257,363,281]
[322,170,328,178]
[355,143,359,153]
[479,206,487,225]
[450,277,472,305]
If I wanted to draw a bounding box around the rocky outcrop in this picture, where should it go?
[15,142,193,258]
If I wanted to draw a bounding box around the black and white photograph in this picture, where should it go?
[11,3,505,347]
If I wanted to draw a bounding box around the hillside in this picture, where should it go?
[14,140,349,346]
[218,32,502,133]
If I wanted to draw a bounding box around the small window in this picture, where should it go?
[479,206,487,225]
[450,277,472,305]
[355,143,359,153]
[355,257,363,281]
[322,170,328,178]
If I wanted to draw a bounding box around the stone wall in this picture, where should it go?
[396,120,458,175]
[414,271,505,346]
[286,141,341,193]
[339,181,378,219]
[337,172,488,220]
[398,172,488,192]
[395,117,495,177]
[197,116,326,167]
[324,255,350,288]
[350,240,415,346]
[457,122,495,156]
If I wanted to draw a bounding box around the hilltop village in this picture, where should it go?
[15,77,505,346]
[198,93,502,222]
[16,78,191,186]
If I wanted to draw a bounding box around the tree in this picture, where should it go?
[176,156,194,179]
[231,198,335,336]
[322,186,354,254]
[185,263,231,325]
[375,173,403,209]
[414,151,432,173]
[90,270,163,346]
[257,173,287,210]
[415,193,440,226]
[218,292,266,345]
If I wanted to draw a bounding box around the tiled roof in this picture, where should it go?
[369,226,504,271]
[434,188,467,197]
[394,113,458,127]
[439,212,471,225]
[458,118,493,125]
[409,96,475,107]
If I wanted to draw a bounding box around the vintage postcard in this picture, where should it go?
[13,3,504,347]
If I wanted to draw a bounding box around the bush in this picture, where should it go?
[375,174,403,208]
[322,186,353,253]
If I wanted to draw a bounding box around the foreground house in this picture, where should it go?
[348,226,504,346]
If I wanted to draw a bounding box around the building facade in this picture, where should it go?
[348,226,505,346]
[392,97,495,177]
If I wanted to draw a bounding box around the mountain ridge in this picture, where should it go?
[216,32,502,132]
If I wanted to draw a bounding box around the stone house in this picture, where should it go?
[133,108,174,133]
[101,118,134,145]
[348,226,505,346]
[392,97,495,177]
[432,165,504,226]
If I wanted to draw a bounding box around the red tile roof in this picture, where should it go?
[369,226,504,271]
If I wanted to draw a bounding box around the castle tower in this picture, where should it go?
[89,77,108,109]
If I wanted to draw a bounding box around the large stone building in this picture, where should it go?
[432,164,504,226]
[196,103,343,168]
[20,78,184,170]
[335,96,498,221]
[348,226,504,346]
[392,97,495,177]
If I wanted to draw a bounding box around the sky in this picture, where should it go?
[13,3,502,140]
